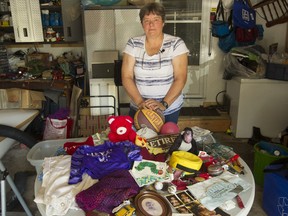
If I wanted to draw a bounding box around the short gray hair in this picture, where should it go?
[139,2,166,24]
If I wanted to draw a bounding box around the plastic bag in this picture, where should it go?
[43,117,73,140]
[223,45,266,80]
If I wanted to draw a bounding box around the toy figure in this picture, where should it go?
[167,127,198,156]
[107,115,137,143]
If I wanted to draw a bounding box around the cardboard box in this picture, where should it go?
[26,52,50,67]
[6,88,46,109]
[0,89,17,109]
[6,88,20,102]
[21,89,46,109]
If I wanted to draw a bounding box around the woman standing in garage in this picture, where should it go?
[121,2,189,123]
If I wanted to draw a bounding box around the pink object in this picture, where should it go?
[160,122,180,135]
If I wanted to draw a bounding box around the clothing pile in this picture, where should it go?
[35,139,142,215]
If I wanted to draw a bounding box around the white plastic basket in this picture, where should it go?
[27,138,85,174]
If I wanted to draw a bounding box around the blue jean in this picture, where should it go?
[129,109,180,124]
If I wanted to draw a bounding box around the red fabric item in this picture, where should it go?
[172,179,188,190]
[230,154,240,162]
[64,136,94,155]
[140,147,166,162]
[235,27,258,42]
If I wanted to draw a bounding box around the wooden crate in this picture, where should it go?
[78,114,109,137]
[178,113,231,132]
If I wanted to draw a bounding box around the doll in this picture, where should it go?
[167,127,198,156]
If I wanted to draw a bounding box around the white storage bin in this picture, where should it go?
[27,138,85,174]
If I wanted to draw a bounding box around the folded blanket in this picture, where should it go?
[75,169,140,213]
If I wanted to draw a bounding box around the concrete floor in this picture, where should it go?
[1,132,268,216]
[1,144,40,216]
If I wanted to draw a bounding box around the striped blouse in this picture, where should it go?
[123,33,189,115]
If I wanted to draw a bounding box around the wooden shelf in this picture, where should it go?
[1,41,83,47]
[0,11,11,15]
[43,26,63,29]
[40,5,61,12]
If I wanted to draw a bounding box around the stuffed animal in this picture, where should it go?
[167,127,198,156]
[107,115,137,143]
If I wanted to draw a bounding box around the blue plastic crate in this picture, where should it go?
[263,166,288,216]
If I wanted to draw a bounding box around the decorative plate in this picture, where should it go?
[134,190,172,216]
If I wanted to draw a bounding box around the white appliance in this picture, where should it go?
[226,77,288,138]
[89,50,118,115]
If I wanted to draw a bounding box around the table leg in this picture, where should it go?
[1,175,6,216]
[0,161,33,216]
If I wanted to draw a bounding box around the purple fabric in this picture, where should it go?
[48,108,70,119]
[75,169,140,213]
[68,140,141,184]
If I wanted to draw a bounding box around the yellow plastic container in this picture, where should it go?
[169,151,203,174]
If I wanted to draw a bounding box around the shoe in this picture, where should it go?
[248,126,271,145]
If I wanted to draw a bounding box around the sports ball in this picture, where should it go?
[134,109,165,133]
[160,122,180,135]
[154,181,163,190]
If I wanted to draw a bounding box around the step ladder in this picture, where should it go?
[253,0,288,27]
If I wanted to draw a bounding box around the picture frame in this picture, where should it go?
[134,190,172,216]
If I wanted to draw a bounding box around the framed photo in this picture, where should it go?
[165,194,183,207]
[176,191,194,204]
[175,206,191,214]
[134,191,172,216]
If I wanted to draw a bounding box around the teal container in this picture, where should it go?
[253,141,288,186]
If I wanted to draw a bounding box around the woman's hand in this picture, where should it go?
[144,99,166,111]
[137,101,147,110]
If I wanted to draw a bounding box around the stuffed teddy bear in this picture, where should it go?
[107,115,137,143]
